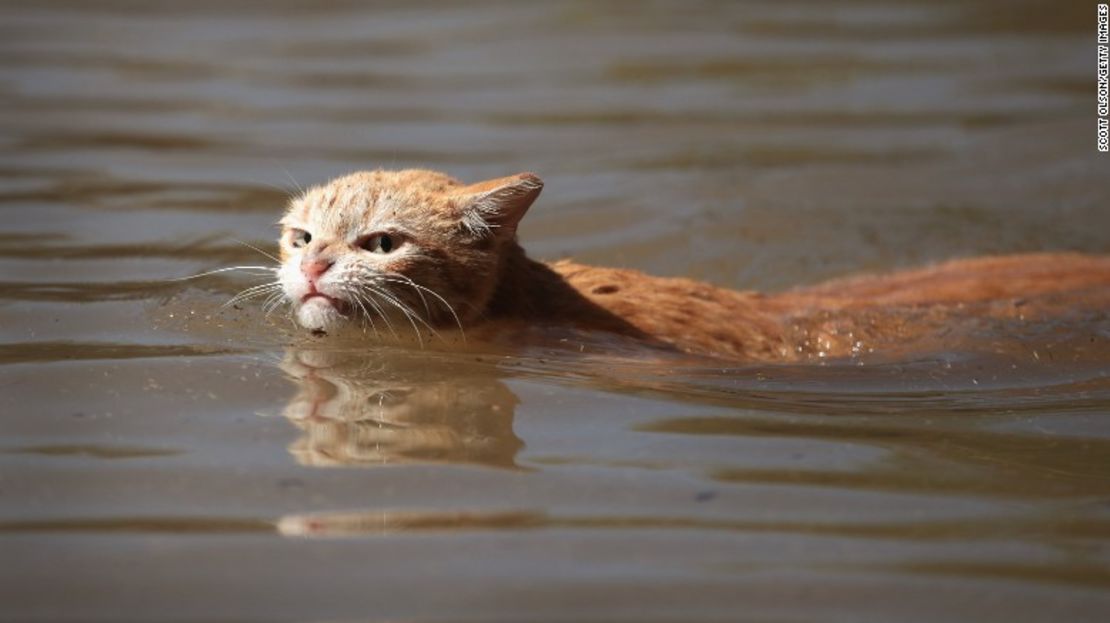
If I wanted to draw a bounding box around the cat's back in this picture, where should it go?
[548,259,788,360]
[546,252,1110,362]
[770,252,1110,311]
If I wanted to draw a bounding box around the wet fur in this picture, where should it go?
[278,169,1110,362]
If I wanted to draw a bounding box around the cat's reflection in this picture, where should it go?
[279,347,523,468]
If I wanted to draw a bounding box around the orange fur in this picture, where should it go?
[279,170,1110,362]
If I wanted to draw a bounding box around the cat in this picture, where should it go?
[276,169,1110,362]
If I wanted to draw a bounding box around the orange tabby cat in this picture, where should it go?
[277,169,1110,362]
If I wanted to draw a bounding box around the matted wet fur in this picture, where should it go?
[275,169,1110,362]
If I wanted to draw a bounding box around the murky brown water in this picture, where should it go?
[2,1,1109,621]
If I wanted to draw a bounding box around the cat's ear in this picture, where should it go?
[454,172,543,238]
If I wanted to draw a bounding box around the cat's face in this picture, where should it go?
[278,169,542,333]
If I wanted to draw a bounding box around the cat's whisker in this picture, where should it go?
[168,262,286,315]
[233,239,282,264]
[223,282,283,308]
[223,290,277,309]
[251,176,297,200]
[262,299,280,319]
[363,286,423,346]
[347,287,398,340]
[224,288,281,310]
[380,274,430,317]
[280,166,305,196]
[392,297,443,343]
[355,299,381,339]
[362,291,400,340]
[344,289,381,339]
[263,291,289,319]
[342,269,396,340]
[226,285,280,307]
[366,285,442,347]
[228,281,282,299]
[260,290,281,308]
[370,288,426,346]
[262,298,281,317]
[168,265,278,282]
[381,273,466,342]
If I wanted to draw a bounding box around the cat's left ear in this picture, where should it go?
[454,172,543,238]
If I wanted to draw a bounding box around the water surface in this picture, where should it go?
[2,1,1109,621]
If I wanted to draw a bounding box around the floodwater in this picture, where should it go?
[2,1,1109,621]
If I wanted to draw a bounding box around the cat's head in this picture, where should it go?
[278,169,542,333]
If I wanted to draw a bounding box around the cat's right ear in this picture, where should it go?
[454,173,543,239]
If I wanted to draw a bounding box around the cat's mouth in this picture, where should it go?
[301,292,351,316]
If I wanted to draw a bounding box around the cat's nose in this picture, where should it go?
[301,257,334,280]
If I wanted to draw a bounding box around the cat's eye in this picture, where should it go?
[290,229,311,248]
[361,233,397,254]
